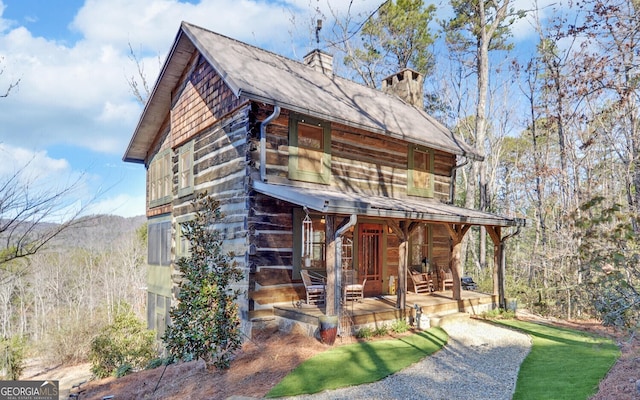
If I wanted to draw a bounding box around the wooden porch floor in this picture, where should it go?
[273,290,497,329]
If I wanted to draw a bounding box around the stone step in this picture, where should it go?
[428,312,470,327]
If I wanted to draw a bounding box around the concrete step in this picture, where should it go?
[428,312,470,327]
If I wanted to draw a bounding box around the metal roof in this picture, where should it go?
[253,181,525,228]
[123,21,481,164]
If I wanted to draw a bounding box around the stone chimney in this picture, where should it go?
[303,49,333,76]
[381,69,424,108]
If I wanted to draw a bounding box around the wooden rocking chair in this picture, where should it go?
[301,270,326,305]
[343,269,367,302]
[408,268,434,294]
[440,268,454,291]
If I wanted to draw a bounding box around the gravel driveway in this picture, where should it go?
[284,319,532,400]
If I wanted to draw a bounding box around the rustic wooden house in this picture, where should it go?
[123,22,524,337]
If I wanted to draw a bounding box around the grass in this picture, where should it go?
[266,328,448,398]
[496,320,620,400]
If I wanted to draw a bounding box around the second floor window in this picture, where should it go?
[408,145,434,197]
[289,113,331,184]
[148,149,172,207]
[178,141,194,197]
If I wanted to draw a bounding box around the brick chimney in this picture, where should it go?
[381,69,424,108]
[303,49,333,77]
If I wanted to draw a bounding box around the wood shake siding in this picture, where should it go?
[171,54,244,148]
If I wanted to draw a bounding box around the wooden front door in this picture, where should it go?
[359,223,383,296]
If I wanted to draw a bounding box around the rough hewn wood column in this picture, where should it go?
[486,226,502,300]
[387,221,408,312]
[445,223,471,301]
[325,216,337,316]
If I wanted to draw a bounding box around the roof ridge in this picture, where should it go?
[180,21,396,99]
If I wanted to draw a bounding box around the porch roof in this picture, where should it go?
[253,181,525,227]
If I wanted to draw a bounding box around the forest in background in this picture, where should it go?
[308,0,640,326]
[0,214,147,368]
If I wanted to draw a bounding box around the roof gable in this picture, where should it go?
[123,21,480,163]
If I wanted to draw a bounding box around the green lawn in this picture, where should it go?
[266,320,619,399]
[496,320,620,400]
[266,328,448,398]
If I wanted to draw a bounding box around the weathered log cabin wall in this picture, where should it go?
[255,106,456,201]
[247,103,458,313]
[146,52,253,327]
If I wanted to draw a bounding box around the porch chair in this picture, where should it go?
[408,268,434,294]
[343,269,367,302]
[300,270,326,305]
[440,268,454,291]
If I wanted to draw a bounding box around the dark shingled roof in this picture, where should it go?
[124,21,481,164]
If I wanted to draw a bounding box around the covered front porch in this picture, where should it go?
[273,291,503,337]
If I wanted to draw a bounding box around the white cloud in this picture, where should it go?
[0,143,70,182]
[0,0,380,218]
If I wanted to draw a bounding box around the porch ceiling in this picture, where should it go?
[253,181,525,228]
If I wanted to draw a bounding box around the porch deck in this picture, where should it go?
[272,290,497,335]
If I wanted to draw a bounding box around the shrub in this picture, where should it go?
[115,363,133,378]
[0,335,27,380]
[88,303,156,379]
[390,319,410,333]
[146,356,175,370]
[355,327,374,340]
[480,308,515,320]
[373,324,389,336]
[163,193,243,370]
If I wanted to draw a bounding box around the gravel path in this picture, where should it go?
[284,319,532,400]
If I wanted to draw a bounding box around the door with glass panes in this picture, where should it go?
[358,223,383,296]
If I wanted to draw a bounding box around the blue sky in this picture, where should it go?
[0,0,552,219]
[0,0,362,218]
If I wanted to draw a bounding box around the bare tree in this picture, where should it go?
[0,56,20,98]
[0,160,90,274]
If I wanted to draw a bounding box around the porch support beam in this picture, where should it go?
[325,215,337,316]
[486,226,502,301]
[388,220,409,312]
[333,214,357,317]
[445,223,471,301]
[487,225,521,310]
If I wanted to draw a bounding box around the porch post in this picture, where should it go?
[388,221,409,313]
[325,216,337,316]
[446,224,471,301]
[486,226,503,308]
[398,240,408,311]
[499,241,506,309]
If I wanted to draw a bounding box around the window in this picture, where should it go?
[178,141,194,197]
[175,216,192,258]
[289,114,331,184]
[147,292,171,338]
[292,209,326,279]
[148,218,171,266]
[148,149,172,207]
[408,145,434,197]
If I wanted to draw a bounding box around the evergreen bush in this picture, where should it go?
[0,335,26,380]
[162,193,243,370]
[88,303,156,378]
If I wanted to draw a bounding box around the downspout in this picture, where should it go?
[498,226,521,309]
[260,105,281,182]
[334,214,357,317]
[449,156,469,204]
